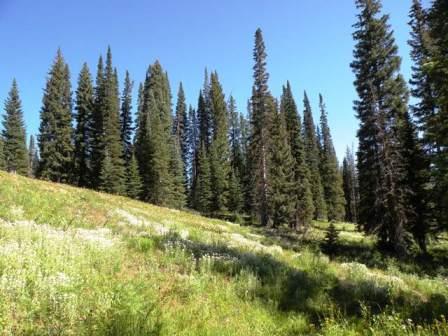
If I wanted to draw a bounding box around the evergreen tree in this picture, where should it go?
[120,71,134,165]
[73,63,94,187]
[187,105,198,199]
[302,92,327,220]
[2,79,28,175]
[136,61,184,207]
[126,152,143,199]
[281,82,314,229]
[208,71,231,213]
[248,28,273,226]
[426,0,448,231]
[322,221,339,260]
[319,94,346,221]
[38,50,73,182]
[173,82,189,189]
[90,55,105,188]
[267,98,296,228]
[342,147,359,224]
[408,0,436,149]
[192,142,213,213]
[99,47,126,194]
[352,0,423,255]
[28,135,39,177]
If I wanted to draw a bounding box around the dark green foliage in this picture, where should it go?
[186,105,198,200]
[38,50,73,182]
[126,152,143,199]
[73,63,94,187]
[0,136,5,170]
[208,72,231,213]
[322,221,339,259]
[98,48,127,195]
[173,82,189,191]
[228,96,245,214]
[192,142,213,213]
[342,147,359,224]
[281,82,314,229]
[248,28,273,226]
[228,168,243,213]
[302,92,327,220]
[90,56,106,188]
[426,0,448,231]
[135,61,185,208]
[351,0,422,256]
[120,71,134,165]
[319,94,346,221]
[267,98,296,228]
[2,79,28,175]
[28,135,39,177]
[408,0,436,147]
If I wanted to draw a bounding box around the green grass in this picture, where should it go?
[0,171,447,335]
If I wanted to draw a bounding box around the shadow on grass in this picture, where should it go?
[129,231,447,324]
[252,226,448,278]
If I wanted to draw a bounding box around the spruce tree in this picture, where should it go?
[173,82,189,189]
[187,105,198,200]
[208,71,231,213]
[248,28,273,226]
[192,141,213,213]
[28,135,39,177]
[2,79,28,175]
[281,82,314,228]
[426,0,448,231]
[352,0,423,255]
[408,0,436,148]
[99,48,126,194]
[302,92,327,220]
[267,98,296,228]
[120,70,134,165]
[38,50,73,182]
[319,94,346,221]
[90,55,105,188]
[73,63,94,187]
[136,61,184,208]
[126,152,143,199]
[342,147,359,224]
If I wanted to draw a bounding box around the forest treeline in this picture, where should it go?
[0,0,446,257]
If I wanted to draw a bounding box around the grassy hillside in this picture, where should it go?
[0,171,447,335]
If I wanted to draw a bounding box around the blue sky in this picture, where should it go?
[0,0,430,160]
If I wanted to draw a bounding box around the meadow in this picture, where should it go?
[0,171,447,335]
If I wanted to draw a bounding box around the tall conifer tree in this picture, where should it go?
[2,79,28,175]
[248,28,273,226]
[352,0,424,255]
[342,147,359,224]
[120,70,134,165]
[267,97,296,227]
[208,72,231,213]
[426,0,448,231]
[99,48,126,194]
[319,94,346,221]
[28,135,39,177]
[38,49,73,182]
[281,82,314,228]
[73,63,94,187]
[302,92,327,220]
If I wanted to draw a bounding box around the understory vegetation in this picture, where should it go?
[0,171,447,335]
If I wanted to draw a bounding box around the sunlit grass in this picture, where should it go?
[0,171,447,335]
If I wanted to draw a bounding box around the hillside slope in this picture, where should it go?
[0,171,447,335]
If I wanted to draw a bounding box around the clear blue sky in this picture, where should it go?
[0,0,430,160]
